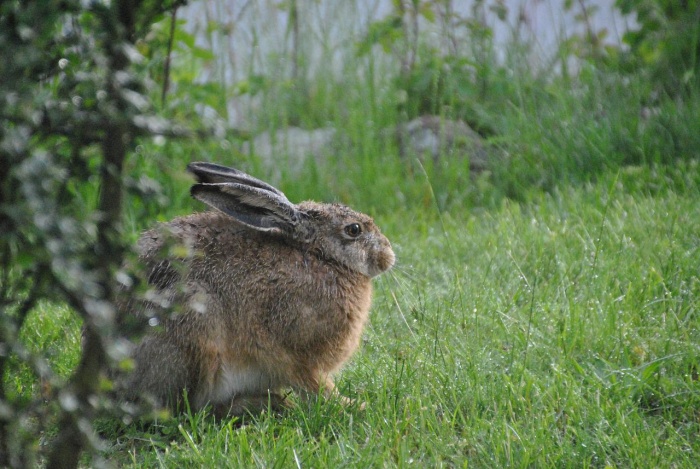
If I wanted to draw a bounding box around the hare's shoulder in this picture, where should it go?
[137,212,225,257]
[135,216,204,289]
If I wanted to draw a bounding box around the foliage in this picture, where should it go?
[0,1,184,467]
[616,0,700,96]
[357,0,507,134]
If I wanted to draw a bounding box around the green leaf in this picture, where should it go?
[419,3,436,23]
[356,16,403,57]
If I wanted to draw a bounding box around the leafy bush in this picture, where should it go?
[617,0,700,96]
[0,1,184,467]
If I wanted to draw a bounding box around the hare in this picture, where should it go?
[119,162,395,418]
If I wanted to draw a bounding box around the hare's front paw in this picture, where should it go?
[339,395,366,411]
[212,392,291,419]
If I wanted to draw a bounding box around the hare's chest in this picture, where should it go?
[198,365,275,407]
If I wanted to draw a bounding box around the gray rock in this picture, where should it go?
[396,116,490,172]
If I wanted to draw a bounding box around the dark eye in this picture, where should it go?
[344,223,362,238]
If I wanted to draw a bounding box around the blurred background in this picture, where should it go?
[134,0,699,218]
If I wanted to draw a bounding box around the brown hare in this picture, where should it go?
[120,162,394,418]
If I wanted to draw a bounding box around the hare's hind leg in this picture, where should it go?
[125,335,190,411]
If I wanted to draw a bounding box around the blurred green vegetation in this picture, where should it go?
[120,0,700,227]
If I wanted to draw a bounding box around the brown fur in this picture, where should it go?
[119,167,394,418]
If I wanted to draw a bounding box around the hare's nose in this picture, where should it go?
[370,241,395,276]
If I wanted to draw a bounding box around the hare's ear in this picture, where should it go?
[187,162,285,197]
[190,182,299,234]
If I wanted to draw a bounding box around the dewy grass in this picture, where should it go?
[3,303,81,402]
[15,164,698,466]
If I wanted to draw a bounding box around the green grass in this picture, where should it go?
[4,303,81,403]
[14,162,699,467]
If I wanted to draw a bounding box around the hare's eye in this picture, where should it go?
[344,223,362,238]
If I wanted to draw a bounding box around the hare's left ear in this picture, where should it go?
[190,182,300,234]
[187,162,286,197]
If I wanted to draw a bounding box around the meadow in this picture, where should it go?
[18,163,700,467]
[5,1,700,466]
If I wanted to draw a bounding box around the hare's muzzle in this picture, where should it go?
[368,236,395,277]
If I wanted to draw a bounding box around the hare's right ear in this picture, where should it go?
[190,182,300,234]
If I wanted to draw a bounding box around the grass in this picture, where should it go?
[13,162,699,467]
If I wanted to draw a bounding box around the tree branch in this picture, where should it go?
[162,6,179,107]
